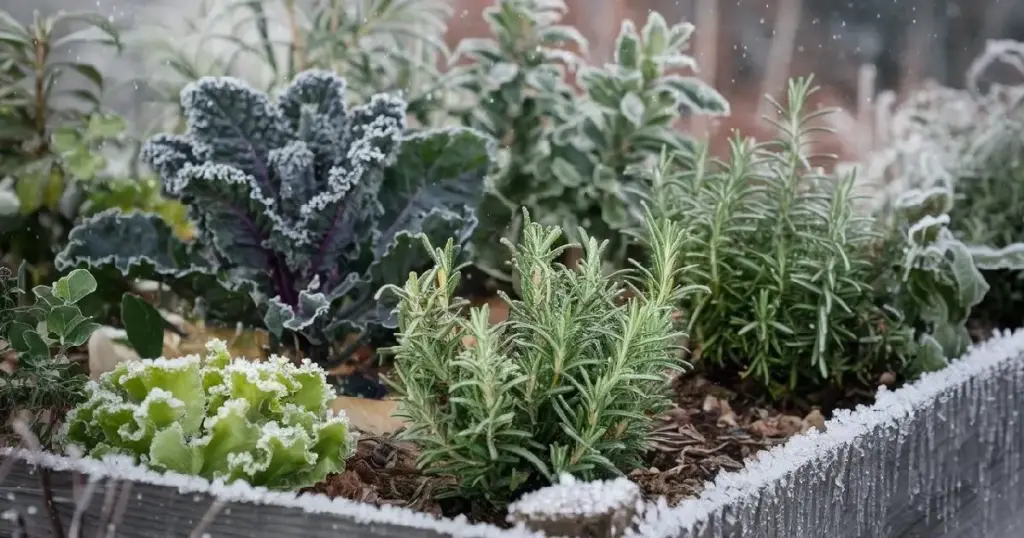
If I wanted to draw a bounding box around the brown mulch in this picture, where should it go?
[301,436,449,517]
[302,372,884,523]
[630,375,838,505]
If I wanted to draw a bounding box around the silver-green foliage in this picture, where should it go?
[377,210,700,506]
[859,40,1024,329]
[60,340,354,489]
[449,0,729,277]
[883,185,989,371]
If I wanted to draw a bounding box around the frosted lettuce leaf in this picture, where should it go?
[55,70,494,365]
[59,339,354,490]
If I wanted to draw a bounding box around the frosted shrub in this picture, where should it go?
[450,0,729,276]
[859,40,1024,330]
[59,340,354,490]
[378,210,700,507]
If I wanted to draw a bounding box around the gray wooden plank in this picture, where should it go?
[0,452,530,538]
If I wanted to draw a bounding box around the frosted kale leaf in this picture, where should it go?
[56,70,493,366]
[59,339,355,490]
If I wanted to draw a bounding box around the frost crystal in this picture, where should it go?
[508,474,641,538]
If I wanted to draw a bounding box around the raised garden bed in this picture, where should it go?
[4,329,1024,538]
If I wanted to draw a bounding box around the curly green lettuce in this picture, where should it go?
[59,339,355,490]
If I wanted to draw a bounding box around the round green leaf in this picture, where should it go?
[53,269,98,304]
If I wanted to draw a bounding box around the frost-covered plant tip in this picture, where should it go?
[450,0,728,275]
[378,209,701,506]
[647,78,981,397]
[60,339,354,489]
[56,70,493,365]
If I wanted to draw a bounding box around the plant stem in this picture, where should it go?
[32,31,49,157]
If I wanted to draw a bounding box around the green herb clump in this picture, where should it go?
[1,267,99,446]
[645,77,983,398]
[378,210,700,507]
[60,339,354,489]
[0,8,122,274]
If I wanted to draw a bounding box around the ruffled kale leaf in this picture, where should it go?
[57,70,493,366]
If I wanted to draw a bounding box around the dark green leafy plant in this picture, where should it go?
[449,0,729,276]
[646,78,981,398]
[0,267,99,446]
[120,293,167,359]
[0,9,123,273]
[56,70,493,370]
[378,209,701,507]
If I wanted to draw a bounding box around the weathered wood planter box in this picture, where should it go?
[3,329,1024,538]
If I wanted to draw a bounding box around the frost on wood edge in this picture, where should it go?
[0,448,541,538]
[508,473,641,520]
[627,327,1024,537]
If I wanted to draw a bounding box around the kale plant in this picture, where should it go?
[378,209,700,507]
[646,78,983,398]
[61,339,354,489]
[1,267,100,446]
[448,0,728,277]
[55,70,493,368]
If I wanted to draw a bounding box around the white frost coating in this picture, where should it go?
[629,328,1024,538]
[508,473,640,521]
[0,448,541,538]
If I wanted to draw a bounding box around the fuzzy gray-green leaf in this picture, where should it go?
[53,269,97,305]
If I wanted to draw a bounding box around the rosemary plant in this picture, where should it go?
[378,210,702,507]
[646,78,913,397]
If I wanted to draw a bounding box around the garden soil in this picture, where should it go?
[300,372,883,527]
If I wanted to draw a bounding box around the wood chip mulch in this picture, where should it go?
[301,373,863,524]
[630,375,830,505]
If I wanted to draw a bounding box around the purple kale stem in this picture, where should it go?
[271,253,298,307]
[228,207,297,307]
